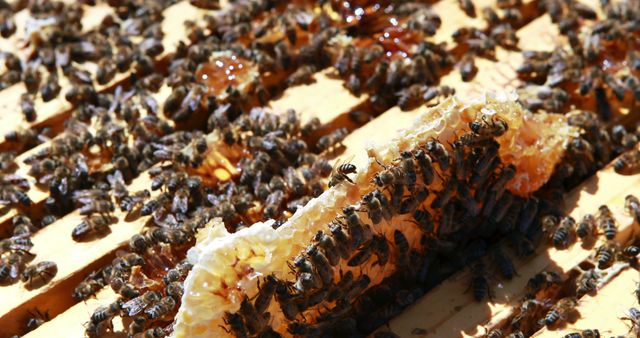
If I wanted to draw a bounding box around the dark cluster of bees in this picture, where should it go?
[0,0,638,337]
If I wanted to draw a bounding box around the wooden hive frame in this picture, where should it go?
[0,0,634,337]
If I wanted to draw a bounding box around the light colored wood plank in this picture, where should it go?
[269,69,367,124]
[24,288,124,338]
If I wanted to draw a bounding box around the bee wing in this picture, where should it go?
[122,295,148,316]
[172,194,189,214]
[9,264,19,279]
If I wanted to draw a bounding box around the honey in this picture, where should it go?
[196,54,254,97]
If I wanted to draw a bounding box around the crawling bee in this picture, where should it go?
[22,261,57,289]
[492,246,516,279]
[621,307,640,335]
[254,274,277,314]
[625,194,640,223]
[527,270,562,295]
[597,205,617,240]
[470,115,509,138]
[553,216,576,249]
[73,269,106,301]
[316,128,348,152]
[595,242,618,269]
[25,309,49,333]
[72,214,116,241]
[328,160,357,188]
[539,297,578,327]
[562,330,600,338]
[79,200,115,216]
[577,213,597,241]
[122,291,162,316]
[469,260,491,301]
[576,269,600,297]
[90,300,121,328]
[373,163,404,187]
[458,0,477,17]
[145,296,176,320]
[614,149,640,175]
[222,311,250,337]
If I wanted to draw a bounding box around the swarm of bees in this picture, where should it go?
[0,0,638,337]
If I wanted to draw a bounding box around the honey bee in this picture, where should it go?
[306,244,334,287]
[141,327,166,338]
[399,186,428,214]
[595,242,618,269]
[484,328,503,338]
[145,296,176,320]
[0,234,34,252]
[316,128,348,152]
[626,194,640,223]
[313,231,340,266]
[120,190,151,220]
[597,205,617,240]
[238,296,269,335]
[79,199,115,216]
[562,329,600,338]
[141,193,171,216]
[576,269,600,297]
[425,138,450,170]
[614,149,640,175]
[469,260,491,301]
[577,213,597,241]
[482,7,500,25]
[122,290,162,317]
[373,162,404,188]
[329,222,353,259]
[539,297,578,327]
[222,311,250,337]
[300,117,321,137]
[0,251,31,283]
[25,308,49,333]
[254,274,277,314]
[492,246,516,279]
[287,65,316,86]
[165,280,184,301]
[12,215,37,237]
[329,161,357,188]
[458,0,476,17]
[459,53,477,82]
[362,191,384,225]
[22,261,57,289]
[90,300,121,329]
[20,93,36,122]
[553,216,576,249]
[72,214,116,241]
[623,245,640,259]
[621,307,640,335]
[393,229,410,267]
[414,149,435,185]
[73,270,106,301]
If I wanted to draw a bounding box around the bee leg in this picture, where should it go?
[344,174,354,184]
